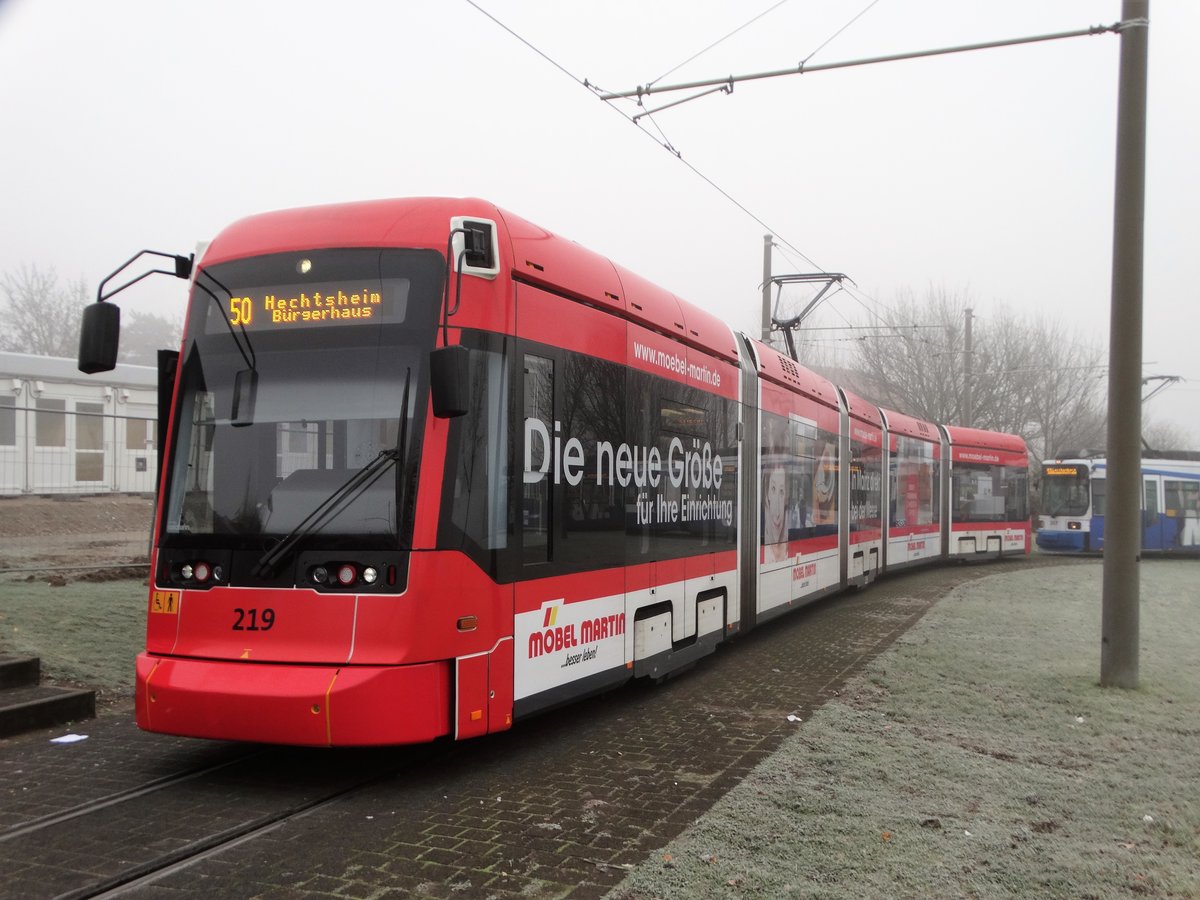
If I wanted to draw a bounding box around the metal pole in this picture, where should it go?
[761,235,773,343]
[963,307,974,426]
[1101,1,1149,690]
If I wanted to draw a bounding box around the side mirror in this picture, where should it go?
[429,344,470,418]
[78,302,121,374]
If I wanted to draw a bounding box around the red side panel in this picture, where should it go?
[455,652,490,740]
[627,322,739,401]
[501,211,624,314]
[488,638,515,734]
[517,282,626,362]
[614,263,686,340]
[352,551,513,665]
[678,302,740,364]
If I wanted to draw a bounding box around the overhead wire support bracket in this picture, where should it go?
[598,22,1124,103]
[632,80,733,122]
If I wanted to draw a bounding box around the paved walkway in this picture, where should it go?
[0,559,1066,899]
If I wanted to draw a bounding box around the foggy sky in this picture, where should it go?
[0,0,1195,439]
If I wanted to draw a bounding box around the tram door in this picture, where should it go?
[1142,476,1164,551]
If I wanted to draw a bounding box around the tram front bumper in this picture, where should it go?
[135,653,452,746]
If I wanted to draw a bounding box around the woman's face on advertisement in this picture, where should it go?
[766,468,786,539]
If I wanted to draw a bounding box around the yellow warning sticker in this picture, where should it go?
[150,590,180,615]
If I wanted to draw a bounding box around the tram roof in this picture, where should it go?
[201,197,740,364]
[942,425,1027,455]
[749,339,840,408]
[879,407,940,442]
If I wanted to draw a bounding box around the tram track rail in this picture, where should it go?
[58,761,410,900]
[1,738,447,900]
[0,750,267,845]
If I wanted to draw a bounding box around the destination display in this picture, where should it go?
[1044,466,1081,477]
[205,278,409,332]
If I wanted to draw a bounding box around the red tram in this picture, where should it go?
[78,198,1030,746]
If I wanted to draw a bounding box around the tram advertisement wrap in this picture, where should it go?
[514,593,626,699]
[523,415,734,528]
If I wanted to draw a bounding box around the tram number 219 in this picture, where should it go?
[232,608,275,631]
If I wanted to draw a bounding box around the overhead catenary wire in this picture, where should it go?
[465,2,1129,355]
[465,0,823,275]
[647,0,794,88]
[800,0,886,66]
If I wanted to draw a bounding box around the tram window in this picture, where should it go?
[558,353,626,572]
[1004,468,1029,521]
[1091,479,1106,516]
[440,338,511,565]
[848,441,883,534]
[1144,479,1160,519]
[523,354,553,564]
[760,411,837,549]
[891,437,937,527]
[1176,481,1200,548]
[1166,480,1200,547]
[660,400,707,436]
[1164,479,1198,520]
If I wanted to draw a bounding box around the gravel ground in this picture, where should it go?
[0,494,153,573]
[609,560,1200,899]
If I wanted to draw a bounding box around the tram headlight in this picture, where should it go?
[307,561,385,589]
[176,559,217,585]
[1068,521,1082,530]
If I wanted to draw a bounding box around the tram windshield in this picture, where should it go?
[161,248,443,550]
[1041,463,1091,517]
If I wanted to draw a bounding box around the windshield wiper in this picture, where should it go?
[254,448,401,577]
[192,270,257,372]
[193,271,259,425]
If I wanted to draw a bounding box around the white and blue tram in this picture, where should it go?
[1037,452,1200,554]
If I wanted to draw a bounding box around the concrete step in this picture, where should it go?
[0,658,96,739]
[0,655,41,689]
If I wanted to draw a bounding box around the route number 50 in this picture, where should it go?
[229,297,253,327]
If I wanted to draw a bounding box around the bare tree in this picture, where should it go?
[1142,417,1189,453]
[0,264,90,357]
[844,286,971,424]
[839,286,1107,460]
[1019,317,1107,459]
[119,310,184,365]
